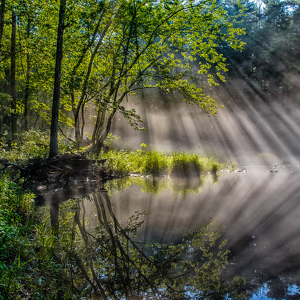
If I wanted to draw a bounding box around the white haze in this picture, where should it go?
[109,82,300,167]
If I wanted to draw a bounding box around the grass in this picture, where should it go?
[99,147,232,177]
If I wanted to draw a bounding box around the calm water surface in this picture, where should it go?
[40,166,300,299]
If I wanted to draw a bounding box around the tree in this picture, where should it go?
[10,9,16,140]
[49,0,66,158]
[58,0,245,154]
[0,0,58,138]
[0,0,245,154]
[219,0,300,103]
[0,0,5,57]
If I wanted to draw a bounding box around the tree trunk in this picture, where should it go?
[10,10,17,140]
[73,20,112,145]
[74,110,82,147]
[24,51,30,131]
[91,106,117,155]
[0,0,5,57]
[91,104,107,147]
[24,19,31,131]
[49,0,66,158]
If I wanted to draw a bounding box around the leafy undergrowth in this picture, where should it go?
[0,130,72,162]
[0,175,70,299]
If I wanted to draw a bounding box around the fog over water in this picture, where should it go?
[104,83,300,298]
[67,165,300,298]
[55,81,300,298]
[108,167,300,270]
[111,82,300,167]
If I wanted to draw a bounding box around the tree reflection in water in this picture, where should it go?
[52,190,247,299]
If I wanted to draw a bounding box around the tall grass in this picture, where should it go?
[100,148,229,177]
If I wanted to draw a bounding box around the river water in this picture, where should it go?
[39,164,300,299]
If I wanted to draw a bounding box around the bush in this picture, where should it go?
[144,151,170,176]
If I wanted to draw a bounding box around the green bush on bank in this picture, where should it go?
[0,131,232,178]
[171,152,202,177]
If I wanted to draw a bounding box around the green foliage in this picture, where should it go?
[1,0,246,149]
[0,93,12,116]
[101,149,140,176]
[171,151,203,177]
[103,133,120,148]
[0,177,34,261]
[0,175,66,299]
[0,130,72,162]
[101,148,225,178]
[144,151,170,176]
[100,147,231,198]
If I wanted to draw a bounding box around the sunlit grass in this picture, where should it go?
[99,146,231,177]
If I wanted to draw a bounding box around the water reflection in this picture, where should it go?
[103,168,300,299]
[39,167,300,299]
[41,189,247,299]
[104,174,207,198]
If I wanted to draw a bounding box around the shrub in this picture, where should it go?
[100,148,227,178]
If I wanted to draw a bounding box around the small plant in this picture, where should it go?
[0,175,68,298]
[104,133,120,148]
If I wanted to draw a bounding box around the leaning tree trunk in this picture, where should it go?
[49,0,66,158]
[10,10,17,140]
